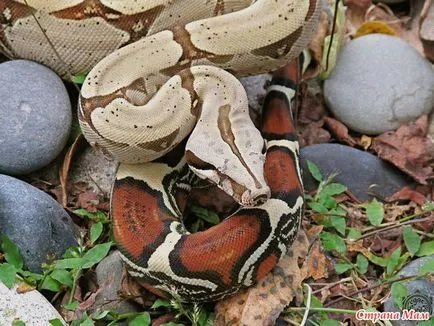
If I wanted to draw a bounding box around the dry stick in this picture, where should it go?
[309,277,352,287]
[361,208,434,233]
[310,277,352,295]
[325,0,340,72]
[355,216,434,241]
[324,273,431,308]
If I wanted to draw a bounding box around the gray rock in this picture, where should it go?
[384,256,434,326]
[0,281,66,325]
[300,143,409,201]
[94,250,141,314]
[240,74,270,113]
[0,60,72,175]
[0,174,77,272]
[324,34,434,135]
[70,146,117,197]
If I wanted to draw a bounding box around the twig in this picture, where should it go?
[286,307,357,315]
[361,209,433,233]
[68,269,82,304]
[415,230,434,239]
[309,277,352,294]
[356,216,434,241]
[325,0,340,71]
[324,273,432,307]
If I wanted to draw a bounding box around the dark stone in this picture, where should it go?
[0,174,77,272]
[300,143,409,201]
[383,255,434,326]
[94,250,141,315]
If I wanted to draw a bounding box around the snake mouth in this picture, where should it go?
[241,187,271,207]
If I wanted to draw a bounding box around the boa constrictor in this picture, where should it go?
[0,0,319,301]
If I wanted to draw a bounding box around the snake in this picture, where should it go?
[0,0,319,301]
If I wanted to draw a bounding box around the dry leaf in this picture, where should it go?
[366,4,424,55]
[384,202,417,221]
[67,277,112,321]
[305,11,330,79]
[369,238,396,252]
[214,231,309,326]
[324,116,358,146]
[360,135,372,150]
[347,241,369,256]
[354,20,397,38]
[372,115,434,184]
[75,190,101,212]
[59,134,86,207]
[305,225,324,243]
[16,282,36,294]
[305,241,329,280]
[120,269,151,307]
[345,0,373,34]
[386,186,428,205]
[152,314,175,326]
[297,90,331,147]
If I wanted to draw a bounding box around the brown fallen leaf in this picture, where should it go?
[305,10,330,80]
[386,186,428,205]
[347,241,370,256]
[298,121,331,147]
[120,269,152,307]
[75,190,101,212]
[297,90,331,147]
[16,282,36,294]
[384,202,417,222]
[366,3,424,55]
[345,204,366,230]
[304,224,324,243]
[372,115,434,184]
[214,231,309,326]
[61,284,84,322]
[304,240,329,280]
[345,0,373,35]
[369,237,396,253]
[66,276,113,322]
[360,134,372,150]
[152,314,176,326]
[324,116,358,146]
[59,134,86,207]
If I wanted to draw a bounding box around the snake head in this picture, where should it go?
[185,110,270,207]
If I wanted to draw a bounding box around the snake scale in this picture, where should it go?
[0,0,320,301]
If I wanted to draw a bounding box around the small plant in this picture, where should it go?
[0,210,112,302]
[152,298,214,326]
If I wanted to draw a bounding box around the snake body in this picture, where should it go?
[0,0,319,301]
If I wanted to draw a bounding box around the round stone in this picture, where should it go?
[0,282,66,324]
[324,34,434,135]
[0,174,77,272]
[300,143,409,202]
[94,251,141,314]
[0,60,72,175]
[383,255,434,326]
